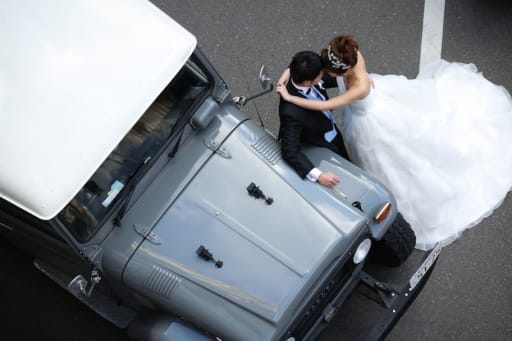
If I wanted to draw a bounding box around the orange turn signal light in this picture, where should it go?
[374,202,392,224]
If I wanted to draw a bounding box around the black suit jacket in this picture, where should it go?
[278,76,349,179]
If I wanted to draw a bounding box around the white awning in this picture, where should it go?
[0,0,197,219]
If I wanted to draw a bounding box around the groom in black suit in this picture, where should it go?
[278,51,349,187]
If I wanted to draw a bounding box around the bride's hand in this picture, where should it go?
[276,84,291,101]
[277,68,290,87]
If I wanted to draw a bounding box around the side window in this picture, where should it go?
[0,198,62,241]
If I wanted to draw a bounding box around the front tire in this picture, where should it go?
[369,213,416,267]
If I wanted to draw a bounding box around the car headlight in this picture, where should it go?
[353,238,372,264]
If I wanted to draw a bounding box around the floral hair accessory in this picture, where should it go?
[327,45,352,71]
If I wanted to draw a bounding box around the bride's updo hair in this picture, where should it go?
[321,35,359,75]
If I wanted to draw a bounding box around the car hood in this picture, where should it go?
[122,120,367,337]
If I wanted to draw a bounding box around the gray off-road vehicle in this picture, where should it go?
[0,1,441,340]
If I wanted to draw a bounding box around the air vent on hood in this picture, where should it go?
[251,134,282,165]
[144,265,181,298]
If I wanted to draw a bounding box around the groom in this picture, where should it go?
[278,51,349,187]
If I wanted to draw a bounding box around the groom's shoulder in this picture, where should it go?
[278,97,294,116]
[278,82,314,118]
[279,98,311,121]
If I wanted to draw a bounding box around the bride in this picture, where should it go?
[276,35,512,251]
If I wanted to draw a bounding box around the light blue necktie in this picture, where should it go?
[306,86,337,142]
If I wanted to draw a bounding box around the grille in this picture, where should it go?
[289,259,356,339]
[285,233,374,340]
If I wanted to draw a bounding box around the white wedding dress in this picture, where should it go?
[338,60,512,250]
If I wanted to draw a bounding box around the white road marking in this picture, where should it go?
[420,0,446,71]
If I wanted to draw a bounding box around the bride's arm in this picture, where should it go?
[277,82,368,111]
[276,52,371,111]
[277,68,290,86]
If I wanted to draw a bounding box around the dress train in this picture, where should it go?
[338,60,512,250]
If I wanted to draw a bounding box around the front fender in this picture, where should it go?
[302,145,397,240]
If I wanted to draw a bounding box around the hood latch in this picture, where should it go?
[247,182,273,205]
[196,245,223,268]
[204,139,231,159]
[133,224,162,245]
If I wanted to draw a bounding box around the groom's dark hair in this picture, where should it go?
[289,51,324,84]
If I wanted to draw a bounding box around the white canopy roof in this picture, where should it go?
[0,0,197,219]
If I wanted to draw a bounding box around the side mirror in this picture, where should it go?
[68,269,101,297]
[233,65,274,107]
[258,65,272,90]
[68,274,89,297]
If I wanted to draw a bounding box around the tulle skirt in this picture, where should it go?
[339,60,512,250]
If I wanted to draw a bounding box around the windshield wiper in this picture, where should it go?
[113,156,151,227]
[167,128,185,158]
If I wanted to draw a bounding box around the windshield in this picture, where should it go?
[59,60,210,241]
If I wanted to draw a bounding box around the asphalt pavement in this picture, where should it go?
[1,0,511,340]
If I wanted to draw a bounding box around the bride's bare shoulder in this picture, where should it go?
[355,50,368,72]
[343,52,371,97]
